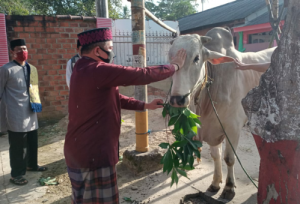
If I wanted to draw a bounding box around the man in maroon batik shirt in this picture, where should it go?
[64,28,186,204]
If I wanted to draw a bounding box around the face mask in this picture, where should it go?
[15,50,28,62]
[97,47,114,64]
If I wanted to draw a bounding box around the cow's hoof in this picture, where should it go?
[207,184,220,192]
[220,189,235,200]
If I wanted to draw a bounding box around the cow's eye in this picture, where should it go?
[194,55,200,63]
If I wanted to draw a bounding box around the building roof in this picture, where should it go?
[242,4,287,27]
[179,0,267,32]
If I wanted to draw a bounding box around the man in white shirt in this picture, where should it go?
[1,39,47,185]
[66,40,82,88]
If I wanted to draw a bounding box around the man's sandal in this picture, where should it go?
[10,177,28,185]
[27,165,48,172]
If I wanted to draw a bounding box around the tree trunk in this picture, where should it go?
[242,0,300,203]
[252,134,300,204]
[242,0,300,142]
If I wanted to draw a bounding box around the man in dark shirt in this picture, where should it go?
[64,28,186,204]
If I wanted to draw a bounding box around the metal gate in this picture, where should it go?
[113,31,174,66]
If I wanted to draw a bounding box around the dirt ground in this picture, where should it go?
[0,95,259,204]
[34,95,177,204]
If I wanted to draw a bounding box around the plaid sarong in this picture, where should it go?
[67,166,119,204]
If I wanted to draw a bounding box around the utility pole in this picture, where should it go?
[96,0,108,18]
[131,0,148,152]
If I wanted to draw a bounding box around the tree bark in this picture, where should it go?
[242,0,300,142]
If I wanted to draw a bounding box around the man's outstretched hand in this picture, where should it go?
[144,99,164,110]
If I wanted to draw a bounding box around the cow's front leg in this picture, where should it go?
[207,143,222,192]
[221,132,240,200]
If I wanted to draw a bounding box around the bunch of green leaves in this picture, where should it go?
[159,104,202,187]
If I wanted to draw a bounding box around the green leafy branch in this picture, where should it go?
[159,104,202,187]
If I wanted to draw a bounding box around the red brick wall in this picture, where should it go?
[5,15,96,120]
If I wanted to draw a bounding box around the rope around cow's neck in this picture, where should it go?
[206,81,258,189]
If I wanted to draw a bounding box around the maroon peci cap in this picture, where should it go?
[77,28,113,47]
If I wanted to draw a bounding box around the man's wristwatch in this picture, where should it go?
[172,64,179,71]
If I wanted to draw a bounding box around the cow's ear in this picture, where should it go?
[200,36,212,44]
[203,48,235,65]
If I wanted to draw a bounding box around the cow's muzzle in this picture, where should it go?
[170,93,190,107]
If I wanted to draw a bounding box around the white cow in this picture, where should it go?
[169,27,275,199]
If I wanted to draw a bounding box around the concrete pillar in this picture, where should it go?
[131,0,148,152]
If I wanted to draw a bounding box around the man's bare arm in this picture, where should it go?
[234,59,271,73]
